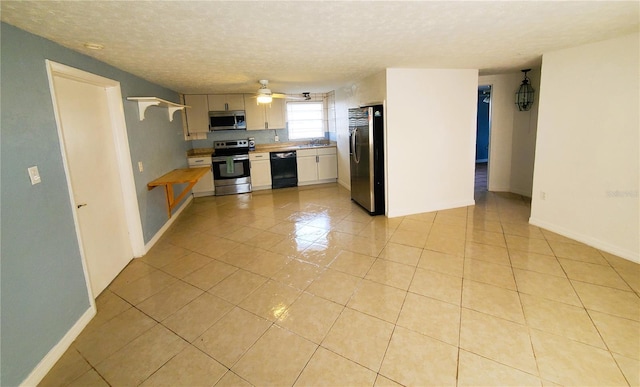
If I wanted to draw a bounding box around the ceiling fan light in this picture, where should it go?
[257,95,272,104]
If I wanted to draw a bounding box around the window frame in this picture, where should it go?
[286,101,325,140]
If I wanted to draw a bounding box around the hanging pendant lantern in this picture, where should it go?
[515,69,534,111]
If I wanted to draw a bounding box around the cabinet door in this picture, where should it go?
[245,95,266,130]
[250,158,272,189]
[226,94,245,111]
[207,94,227,111]
[297,155,318,184]
[192,168,214,194]
[184,95,209,133]
[318,153,338,180]
[266,98,286,129]
[188,157,214,195]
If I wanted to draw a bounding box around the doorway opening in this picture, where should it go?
[475,85,491,192]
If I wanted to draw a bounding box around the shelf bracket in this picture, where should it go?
[127,97,189,122]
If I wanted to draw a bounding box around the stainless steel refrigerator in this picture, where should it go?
[349,105,385,215]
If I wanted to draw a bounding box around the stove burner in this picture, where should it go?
[213,139,250,157]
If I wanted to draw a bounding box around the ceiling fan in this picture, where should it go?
[255,80,307,104]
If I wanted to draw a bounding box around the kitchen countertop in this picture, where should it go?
[253,141,336,153]
[187,148,214,157]
[187,142,336,157]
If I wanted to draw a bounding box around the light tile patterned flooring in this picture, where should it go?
[41,184,639,386]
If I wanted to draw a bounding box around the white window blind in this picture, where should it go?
[287,102,324,139]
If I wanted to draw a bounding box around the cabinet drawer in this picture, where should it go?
[317,146,336,155]
[249,152,269,160]
[296,148,317,157]
[188,156,211,166]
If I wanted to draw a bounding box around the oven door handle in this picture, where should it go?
[212,154,249,163]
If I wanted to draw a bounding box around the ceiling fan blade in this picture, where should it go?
[270,93,306,100]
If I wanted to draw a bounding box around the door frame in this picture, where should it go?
[45,60,144,299]
[477,84,493,189]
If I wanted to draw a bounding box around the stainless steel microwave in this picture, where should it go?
[209,110,246,130]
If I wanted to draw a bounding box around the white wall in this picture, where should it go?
[334,71,387,189]
[510,70,540,197]
[385,68,478,217]
[530,32,639,262]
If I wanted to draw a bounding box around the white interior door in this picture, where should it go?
[52,74,133,296]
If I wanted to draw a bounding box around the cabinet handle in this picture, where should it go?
[225,103,229,111]
[316,155,319,163]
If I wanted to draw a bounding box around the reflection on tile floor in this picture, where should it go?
[40,184,639,386]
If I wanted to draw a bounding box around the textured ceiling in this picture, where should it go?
[1,1,638,94]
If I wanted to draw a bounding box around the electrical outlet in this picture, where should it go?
[138,161,144,172]
[28,166,41,185]
[274,135,279,142]
[540,191,547,200]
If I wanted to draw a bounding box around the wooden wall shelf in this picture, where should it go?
[127,97,189,122]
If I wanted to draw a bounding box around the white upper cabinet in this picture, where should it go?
[267,99,286,129]
[208,94,245,111]
[245,96,266,130]
[183,94,209,134]
[244,96,286,130]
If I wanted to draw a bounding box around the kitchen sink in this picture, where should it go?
[297,143,329,148]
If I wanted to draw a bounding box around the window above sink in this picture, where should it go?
[287,102,324,140]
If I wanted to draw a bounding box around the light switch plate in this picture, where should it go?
[28,166,41,185]
[138,161,144,172]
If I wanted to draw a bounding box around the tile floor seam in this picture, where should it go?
[598,256,639,295]
[527,326,633,385]
[375,262,420,380]
[514,272,543,381]
[581,307,638,385]
[86,365,110,386]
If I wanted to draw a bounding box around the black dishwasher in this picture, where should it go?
[270,151,298,189]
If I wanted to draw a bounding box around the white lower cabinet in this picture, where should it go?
[249,152,272,190]
[296,147,338,186]
[187,156,214,196]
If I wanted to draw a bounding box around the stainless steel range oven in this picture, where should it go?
[212,140,251,195]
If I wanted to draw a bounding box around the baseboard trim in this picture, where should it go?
[487,185,510,192]
[529,217,639,263]
[510,187,532,198]
[192,191,214,198]
[20,306,96,387]
[388,199,475,218]
[142,196,193,255]
[337,178,350,190]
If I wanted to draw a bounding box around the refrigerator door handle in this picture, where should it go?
[351,128,360,163]
[349,129,354,156]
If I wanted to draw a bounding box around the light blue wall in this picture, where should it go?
[476,90,490,162]
[0,23,188,385]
